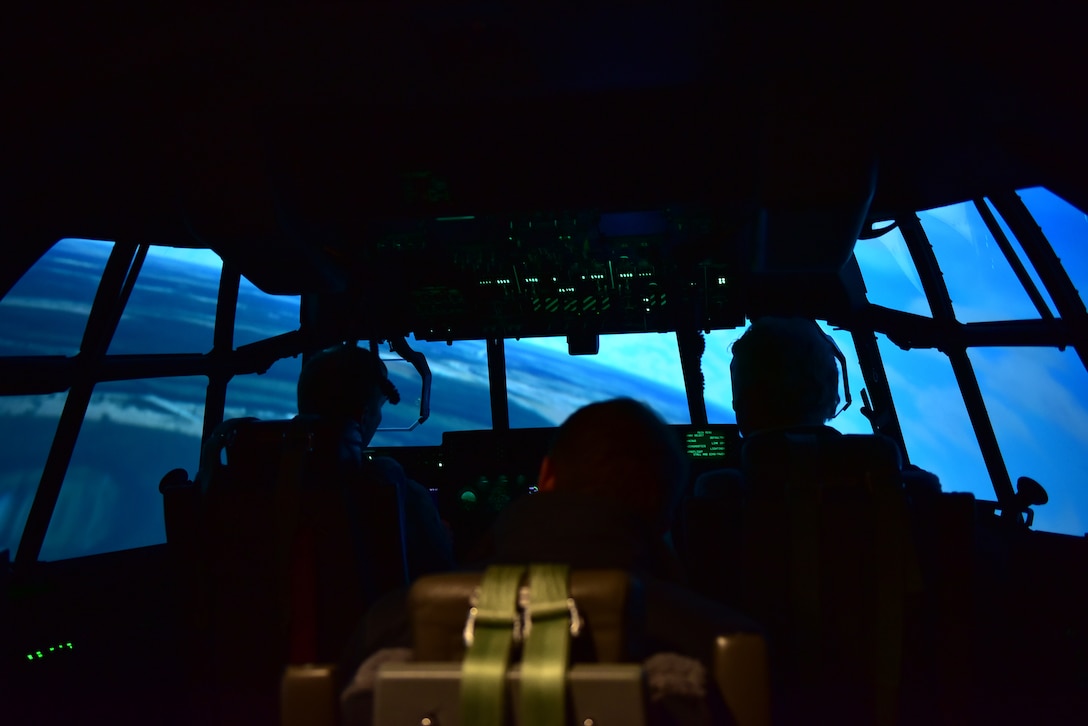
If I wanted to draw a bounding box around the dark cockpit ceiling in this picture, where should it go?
[3,1,1085,334]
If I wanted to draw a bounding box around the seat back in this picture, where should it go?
[189,416,410,721]
[738,430,917,725]
[369,568,770,726]
[682,467,750,605]
[409,569,636,663]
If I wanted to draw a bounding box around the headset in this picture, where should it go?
[818,327,852,420]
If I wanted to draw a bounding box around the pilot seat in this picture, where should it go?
[161,415,411,724]
[683,428,928,725]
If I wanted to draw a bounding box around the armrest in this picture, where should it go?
[282,663,338,726]
[714,633,770,726]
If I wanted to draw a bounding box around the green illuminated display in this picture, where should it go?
[26,642,73,661]
[685,430,730,459]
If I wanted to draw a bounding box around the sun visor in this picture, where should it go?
[751,158,878,276]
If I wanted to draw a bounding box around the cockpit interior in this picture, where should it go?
[2,2,1086,724]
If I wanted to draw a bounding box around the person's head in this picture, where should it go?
[537,398,689,534]
[729,316,840,437]
[297,344,401,441]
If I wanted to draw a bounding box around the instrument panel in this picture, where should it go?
[324,209,748,341]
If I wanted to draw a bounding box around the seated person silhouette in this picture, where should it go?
[728,316,940,490]
[729,316,844,438]
[488,397,691,579]
[341,398,761,725]
[297,343,454,580]
[722,318,937,724]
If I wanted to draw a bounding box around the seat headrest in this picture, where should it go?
[742,430,903,480]
[408,569,635,663]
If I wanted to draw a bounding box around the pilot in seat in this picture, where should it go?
[340,398,762,726]
[729,316,844,439]
[297,343,455,580]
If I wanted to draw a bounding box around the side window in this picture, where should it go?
[234,276,301,347]
[853,226,931,316]
[920,201,1044,322]
[968,347,1088,536]
[224,357,303,423]
[0,394,68,557]
[979,197,1058,315]
[39,376,207,561]
[877,337,993,501]
[108,247,223,355]
[506,332,690,427]
[0,238,113,356]
[224,277,304,430]
[1018,187,1088,301]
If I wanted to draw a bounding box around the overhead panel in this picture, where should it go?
[333,208,747,341]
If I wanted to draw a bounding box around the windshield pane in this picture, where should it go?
[1018,187,1088,304]
[372,337,491,447]
[703,327,744,424]
[223,335,492,448]
[877,337,993,500]
[921,201,1043,322]
[234,276,301,347]
[39,376,207,560]
[224,356,303,423]
[108,247,222,355]
[0,238,113,356]
[0,393,68,557]
[506,333,689,426]
[981,197,1058,316]
[968,346,1088,536]
[853,225,931,316]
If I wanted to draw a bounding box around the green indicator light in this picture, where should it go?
[36,651,43,658]
[49,647,55,652]
[67,642,73,649]
[26,654,33,661]
[460,490,478,504]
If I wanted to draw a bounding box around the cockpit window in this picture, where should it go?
[853,225,931,317]
[979,197,1058,316]
[107,247,223,355]
[0,393,68,559]
[1018,187,1088,302]
[506,333,690,426]
[371,336,491,446]
[702,327,744,423]
[224,356,303,423]
[921,200,1047,322]
[38,376,207,561]
[877,336,994,502]
[968,346,1088,536]
[234,275,302,348]
[0,238,113,356]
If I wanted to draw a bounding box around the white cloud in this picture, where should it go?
[0,296,92,316]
